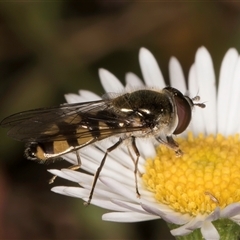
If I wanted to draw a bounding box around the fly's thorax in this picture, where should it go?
[111,89,177,134]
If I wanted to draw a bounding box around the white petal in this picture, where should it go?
[60,152,79,165]
[48,170,99,191]
[170,224,193,236]
[64,93,82,103]
[93,140,137,170]
[139,48,165,88]
[112,199,148,214]
[125,72,144,91]
[55,186,101,204]
[52,186,89,199]
[140,199,178,213]
[201,221,220,240]
[53,185,98,203]
[141,203,190,225]
[90,198,128,211]
[86,161,136,188]
[135,138,156,159]
[58,169,93,184]
[224,56,240,134]
[205,207,220,222]
[60,153,138,190]
[195,47,217,135]
[169,57,187,93]
[170,216,204,236]
[98,68,124,93]
[75,148,138,185]
[102,211,159,222]
[230,216,240,225]
[53,186,128,211]
[100,176,138,202]
[217,48,239,135]
[48,169,80,182]
[221,203,240,218]
[188,64,205,135]
[78,90,101,101]
[51,186,72,196]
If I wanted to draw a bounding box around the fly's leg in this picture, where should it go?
[49,149,81,184]
[130,136,141,198]
[84,138,123,206]
[127,145,143,177]
[166,136,183,156]
[156,135,183,157]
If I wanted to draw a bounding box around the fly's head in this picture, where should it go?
[163,87,205,135]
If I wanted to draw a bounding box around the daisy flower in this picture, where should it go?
[49,47,240,240]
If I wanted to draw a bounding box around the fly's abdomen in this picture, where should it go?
[25,141,76,162]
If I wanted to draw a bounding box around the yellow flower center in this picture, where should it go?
[142,132,240,216]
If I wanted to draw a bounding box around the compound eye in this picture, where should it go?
[173,93,192,135]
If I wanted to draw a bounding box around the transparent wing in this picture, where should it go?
[1,99,146,142]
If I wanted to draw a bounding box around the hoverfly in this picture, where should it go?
[1,87,205,204]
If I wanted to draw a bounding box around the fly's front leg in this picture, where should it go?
[131,136,141,199]
[84,138,123,206]
[156,135,183,157]
[49,149,81,184]
[166,136,183,156]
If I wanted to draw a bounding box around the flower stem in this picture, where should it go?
[168,219,240,240]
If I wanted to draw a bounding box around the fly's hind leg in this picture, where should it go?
[49,149,81,184]
[130,136,141,199]
[85,138,123,206]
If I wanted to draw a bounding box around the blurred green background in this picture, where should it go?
[0,2,240,239]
